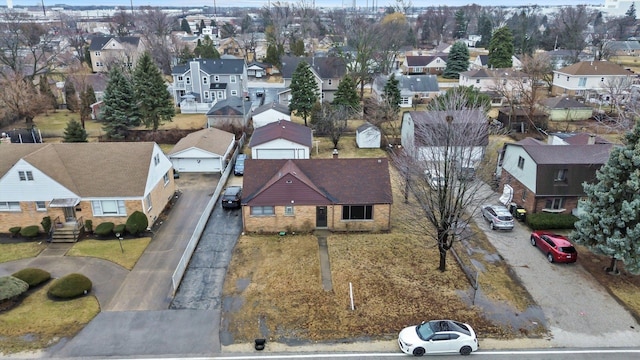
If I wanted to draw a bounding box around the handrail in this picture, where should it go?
[73,216,84,241]
[50,215,60,241]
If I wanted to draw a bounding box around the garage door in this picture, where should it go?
[172,157,220,173]
[255,149,296,159]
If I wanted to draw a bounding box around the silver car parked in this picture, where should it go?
[481,204,514,230]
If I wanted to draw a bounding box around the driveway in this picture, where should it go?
[475,184,640,347]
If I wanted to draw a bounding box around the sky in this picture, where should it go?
[7,0,605,9]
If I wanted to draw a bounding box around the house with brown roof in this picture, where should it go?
[206,97,253,130]
[168,128,235,173]
[402,55,448,75]
[540,97,593,122]
[251,102,291,128]
[249,120,312,159]
[551,61,634,98]
[496,133,614,216]
[0,143,175,240]
[278,56,347,104]
[241,158,392,233]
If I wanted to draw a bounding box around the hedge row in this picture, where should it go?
[526,212,578,230]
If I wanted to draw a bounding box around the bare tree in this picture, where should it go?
[311,104,351,149]
[377,12,412,74]
[391,88,491,272]
[366,96,401,146]
[341,15,378,99]
[596,77,636,130]
[419,6,452,45]
[137,7,178,75]
[0,71,52,123]
[58,13,88,64]
[551,5,591,63]
[263,1,296,54]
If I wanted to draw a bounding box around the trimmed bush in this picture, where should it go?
[94,222,114,236]
[41,216,52,234]
[126,210,149,236]
[84,219,93,233]
[47,273,92,299]
[12,268,51,288]
[9,227,21,237]
[0,276,29,301]
[20,225,40,238]
[527,212,578,230]
[113,224,126,236]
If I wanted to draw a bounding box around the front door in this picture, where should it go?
[63,207,76,222]
[316,206,327,228]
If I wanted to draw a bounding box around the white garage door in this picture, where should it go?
[172,157,220,173]
[255,149,296,159]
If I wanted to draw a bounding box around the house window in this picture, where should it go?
[96,61,103,67]
[517,156,525,169]
[555,169,568,182]
[251,206,275,216]
[566,76,569,81]
[204,92,209,99]
[154,154,160,166]
[35,201,46,211]
[186,77,191,85]
[545,198,563,210]
[230,75,236,83]
[521,189,527,201]
[214,75,220,82]
[91,200,127,216]
[19,171,34,181]
[203,77,208,84]
[231,90,238,96]
[578,77,587,87]
[601,77,605,82]
[95,51,101,56]
[145,194,152,211]
[342,205,373,220]
[328,79,332,85]
[557,74,560,79]
[164,172,170,185]
[0,201,20,211]
[284,206,294,216]
[217,91,224,99]
[400,97,410,105]
[475,79,480,84]
[178,76,183,81]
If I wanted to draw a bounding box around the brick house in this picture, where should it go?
[241,158,392,233]
[495,133,614,216]
[0,143,175,239]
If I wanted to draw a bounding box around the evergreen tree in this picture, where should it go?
[430,86,491,113]
[626,2,636,18]
[454,9,468,40]
[177,45,195,65]
[443,41,470,79]
[101,66,140,140]
[291,38,305,56]
[180,18,191,34]
[64,81,78,112]
[477,13,493,48]
[199,19,205,34]
[488,26,514,68]
[194,35,220,59]
[63,119,88,142]
[332,75,360,112]
[133,52,175,131]
[264,44,282,68]
[571,122,640,275]
[289,61,319,127]
[382,73,401,114]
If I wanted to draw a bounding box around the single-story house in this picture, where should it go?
[372,74,440,108]
[249,120,312,159]
[206,97,253,130]
[356,122,381,149]
[251,102,291,128]
[168,128,235,173]
[540,97,593,122]
[0,142,175,240]
[241,157,393,233]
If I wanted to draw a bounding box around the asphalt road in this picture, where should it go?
[475,184,640,347]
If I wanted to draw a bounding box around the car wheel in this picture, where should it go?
[490,222,496,230]
[412,347,425,356]
[530,236,536,246]
[460,345,473,356]
[547,253,554,263]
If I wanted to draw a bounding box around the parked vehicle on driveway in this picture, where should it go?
[481,204,514,230]
[234,154,246,176]
[530,231,578,263]
[424,169,445,189]
[221,186,242,209]
[398,319,478,356]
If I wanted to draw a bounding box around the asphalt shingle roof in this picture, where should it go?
[556,61,632,76]
[168,128,234,156]
[249,120,312,148]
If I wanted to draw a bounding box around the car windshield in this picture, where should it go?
[560,246,577,253]
[415,322,435,341]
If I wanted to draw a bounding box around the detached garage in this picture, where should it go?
[168,128,235,173]
[249,120,312,159]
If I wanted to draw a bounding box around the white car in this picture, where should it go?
[424,170,445,189]
[398,320,478,356]
[481,204,514,231]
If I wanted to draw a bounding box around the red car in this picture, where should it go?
[530,231,578,263]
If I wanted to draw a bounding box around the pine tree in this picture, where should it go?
[443,42,470,79]
[64,81,79,112]
[264,44,282,68]
[382,73,401,114]
[133,52,175,131]
[571,122,640,275]
[177,45,195,65]
[101,66,140,140]
[289,61,319,127]
[477,13,493,48]
[626,2,636,18]
[488,26,514,68]
[63,119,88,142]
[332,75,360,112]
[454,9,468,40]
[180,18,191,34]
[194,35,220,59]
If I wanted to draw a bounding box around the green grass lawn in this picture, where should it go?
[0,242,48,263]
[66,237,151,270]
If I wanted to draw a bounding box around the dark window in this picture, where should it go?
[431,334,451,341]
[555,169,567,182]
[545,198,563,210]
[342,205,373,220]
[517,156,525,169]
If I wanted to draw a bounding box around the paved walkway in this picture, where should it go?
[315,230,333,291]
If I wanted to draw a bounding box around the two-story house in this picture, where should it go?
[171,58,248,114]
[496,133,614,215]
[278,56,347,104]
[551,60,633,98]
[89,36,146,73]
[459,68,530,94]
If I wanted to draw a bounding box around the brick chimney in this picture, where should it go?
[332,148,338,159]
